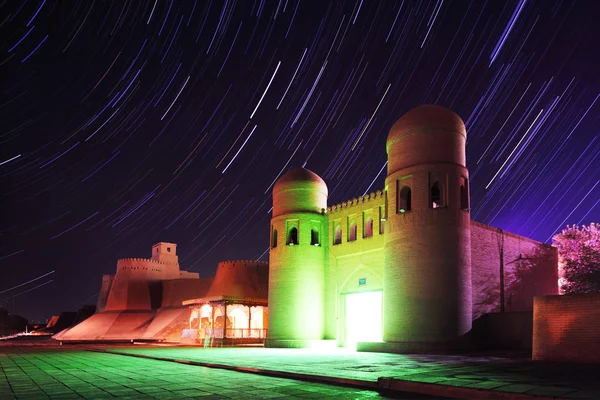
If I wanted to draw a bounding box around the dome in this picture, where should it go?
[273,168,328,196]
[272,168,328,217]
[386,105,467,174]
[386,105,466,152]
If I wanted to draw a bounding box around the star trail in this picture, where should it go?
[0,0,598,322]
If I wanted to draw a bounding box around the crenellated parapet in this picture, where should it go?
[218,260,270,268]
[327,189,385,214]
[116,256,181,280]
[117,257,177,265]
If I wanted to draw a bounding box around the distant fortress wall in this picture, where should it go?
[96,274,114,313]
[217,260,270,268]
[207,260,269,299]
[161,278,213,308]
[116,257,180,281]
[103,278,161,311]
[104,257,180,311]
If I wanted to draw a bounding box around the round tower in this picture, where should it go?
[383,104,472,344]
[267,168,328,346]
[207,260,269,299]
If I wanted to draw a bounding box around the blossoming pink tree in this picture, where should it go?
[552,223,600,294]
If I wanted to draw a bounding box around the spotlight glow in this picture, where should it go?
[345,291,383,349]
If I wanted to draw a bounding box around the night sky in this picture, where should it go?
[1,0,599,323]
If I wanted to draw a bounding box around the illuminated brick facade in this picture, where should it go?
[267,105,558,349]
[103,242,199,311]
[533,293,600,363]
[55,246,268,343]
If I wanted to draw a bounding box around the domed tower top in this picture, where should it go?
[386,105,466,175]
[272,167,328,217]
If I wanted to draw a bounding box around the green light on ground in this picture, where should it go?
[0,348,393,398]
[345,291,383,349]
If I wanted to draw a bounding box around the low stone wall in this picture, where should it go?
[533,293,600,363]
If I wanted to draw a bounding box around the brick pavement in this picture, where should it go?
[99,346,600,400]
[0,347,427,399]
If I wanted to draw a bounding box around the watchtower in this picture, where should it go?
[151,242,178,265]
[266,168,328,346]
[383,104,472,344]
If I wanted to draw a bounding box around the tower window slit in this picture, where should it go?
[431,182,443,208]
[334,226,342,245]
[349,223,357,242]
[288,227,298,245]
[311,229,320,246]
[460,178,469,209]
[399,186,411,212]
[364,218,373,238]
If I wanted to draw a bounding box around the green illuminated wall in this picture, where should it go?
[383,105,472,343]
[268,168,328,342]
[269,107,474,347]
[324,192,386,345]
[266,106,555,350]
[268,211,326,340]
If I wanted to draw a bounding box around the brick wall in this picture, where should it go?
[268,212,326,341]
[533,293,600,363]
[325,191,385,342]
[161,277,213,307]
[470,221,558,320]
[96,274,114,313]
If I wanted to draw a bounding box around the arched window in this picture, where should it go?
[348,223,357,242]
[431,182,443,208]
[272,229,278,248]
[288,227,298,245]
[364,218,373,238]
[399,186,411,212]
[311,229,320,246]
[460,178,469,210]
[334,226,342,245]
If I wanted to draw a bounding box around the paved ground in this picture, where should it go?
[0,347,434,399]
[99,346,600,400]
